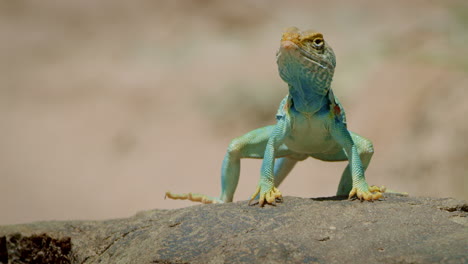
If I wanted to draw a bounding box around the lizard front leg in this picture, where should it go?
[335,132,408,197]
[336,131,375,196]
[250,115,292,206]
[330,122,383,201]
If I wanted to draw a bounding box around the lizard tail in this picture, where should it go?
[165,191,223,204]
[379,186,409,196]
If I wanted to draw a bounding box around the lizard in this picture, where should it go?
[166,27,384,206]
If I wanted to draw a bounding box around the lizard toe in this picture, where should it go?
[250,186,283,207]
[348,185,383,202]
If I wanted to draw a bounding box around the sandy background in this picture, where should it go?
[1,0,467,225]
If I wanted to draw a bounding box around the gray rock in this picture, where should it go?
[1,195,467,264]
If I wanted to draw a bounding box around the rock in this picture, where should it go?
[0,195,467,264]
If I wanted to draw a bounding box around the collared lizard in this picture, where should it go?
[166,27,384,206]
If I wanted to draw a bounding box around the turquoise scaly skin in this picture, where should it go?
[166,27,384,206]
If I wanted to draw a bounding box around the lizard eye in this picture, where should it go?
[312,38,324,49]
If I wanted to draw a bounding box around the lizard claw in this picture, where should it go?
[348,185,384,201]
[249,186,283,207]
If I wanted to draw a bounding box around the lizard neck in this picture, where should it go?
[287,76,332,114]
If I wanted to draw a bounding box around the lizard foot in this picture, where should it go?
[348,184,384,201]
[165,191,223,204]
[248,186,283,207]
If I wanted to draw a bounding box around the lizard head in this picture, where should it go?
[276,27,336,94]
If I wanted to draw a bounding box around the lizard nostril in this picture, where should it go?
[281,40,296,50]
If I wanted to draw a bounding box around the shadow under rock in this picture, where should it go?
[310,195,348,201]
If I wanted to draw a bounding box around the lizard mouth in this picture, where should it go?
[277,40,330,70]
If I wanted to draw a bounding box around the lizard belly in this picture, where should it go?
[284,113,339,154]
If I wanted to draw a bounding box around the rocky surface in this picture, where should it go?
[0,195,467,264]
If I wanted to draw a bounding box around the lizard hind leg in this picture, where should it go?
[166,125,278,205]
[273,154,308,187]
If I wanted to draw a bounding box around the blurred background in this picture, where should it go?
[1,0,467,225]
